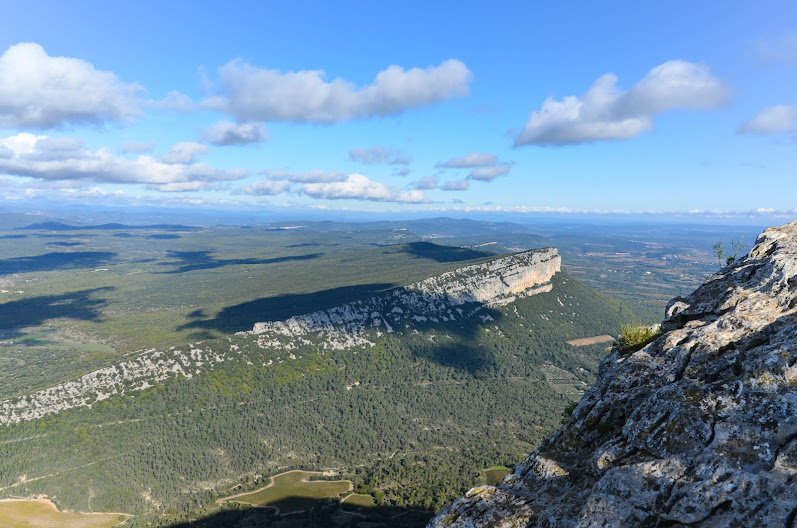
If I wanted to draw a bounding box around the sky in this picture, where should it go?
[0,0,796,221]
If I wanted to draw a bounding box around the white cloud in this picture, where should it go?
[437,153,497,168]
[414,176,438,190]
[160,142,208,164]
[0,132,248,191]
[204,58,472,123]
[201,120,267,146]
[436,151,512,181]
[469,165,511,181]
[119,140,156,154]
[287,170,347,183]
[441,179,469,190]
[300,173,428,203]
[0,42,141,128]
[738,104,797,135]
[148,181,216,192]
[242,179,294,196]
[515,60,730,146]
[349,145,412,165]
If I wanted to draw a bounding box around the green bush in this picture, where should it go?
[618,324,661,353]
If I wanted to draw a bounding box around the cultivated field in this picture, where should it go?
[224,470,352,514]
[0,499,124,528]
[482,466,511,486]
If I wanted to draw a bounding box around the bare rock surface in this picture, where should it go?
[430,221,797,527]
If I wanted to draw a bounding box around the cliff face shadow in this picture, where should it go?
[386,242,493,263]
[159,250,323,274]
[409,302,504,375]
[0,251,116,275]
[0,287,113,337]
[178,283,396,336]
[162,502,432,528]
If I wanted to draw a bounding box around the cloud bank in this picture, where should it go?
[0,43,142,128]
[0,133,247,192]
[204,59,472,123]
[300,173,427,203]
[515,60,730,146]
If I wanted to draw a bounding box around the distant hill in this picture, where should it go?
[13,221,202,231]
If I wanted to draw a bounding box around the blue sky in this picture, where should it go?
[0,0,796,219]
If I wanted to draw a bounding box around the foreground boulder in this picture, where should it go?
[430,220,797,527]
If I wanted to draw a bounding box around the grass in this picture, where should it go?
[482,466,511,486]
[618,323,661,353]
[341,493,376,508]
[0,500,125,528]
[225,471,352,514]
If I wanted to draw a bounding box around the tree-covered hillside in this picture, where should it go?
[0,272,631,527]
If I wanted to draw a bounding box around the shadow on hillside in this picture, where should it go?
[177,283,396,337]
[0,287,113,336]
[408,302,504,375]
[33,233,96,238]
[386,241,493,263]
[0,234,27,239]
[159,250,323,274]
[44,241,83,247]
[0,251,116,275]
[163,501,433,528]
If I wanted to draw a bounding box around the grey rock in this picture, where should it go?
[429,220,797,527]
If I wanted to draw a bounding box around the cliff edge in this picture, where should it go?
[430,220,797,527]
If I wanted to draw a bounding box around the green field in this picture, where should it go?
[0,500,124,528]
[225,471,351,514]
[482,466,511,486]
[341,493,376,509]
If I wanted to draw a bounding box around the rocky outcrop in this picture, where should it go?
[430,221,797,527]
[0,248,560,425]
[250,248,560,350]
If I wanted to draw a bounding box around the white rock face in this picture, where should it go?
[250,248,560,349]
[0,248,560,426]
[429,221,797,527]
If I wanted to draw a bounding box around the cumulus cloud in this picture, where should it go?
[437,153,498,168]
[349,145,412,165]
[300,173,428,203]
[0,133,248,192]
[469,165,511,181]
[160,142,208,164]
[436,151,512,181]
[738,104,797,135]
[242,179,294,196]
[203,58,472,123]
[0,42,142,128]
[201,120,267,146]
[515,60,730,146]
[119,140,156,154]
[149,181,216,192]
[413,176,438,190]
[441,179,469,190]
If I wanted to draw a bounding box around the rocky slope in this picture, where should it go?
[430,220,797,527]
[0,248,560,425]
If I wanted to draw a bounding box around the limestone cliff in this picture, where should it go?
[0,247,560,425]
[251,247,560,350]
[430,221,797,527]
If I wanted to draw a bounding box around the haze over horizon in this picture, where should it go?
[1,1,796,222]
